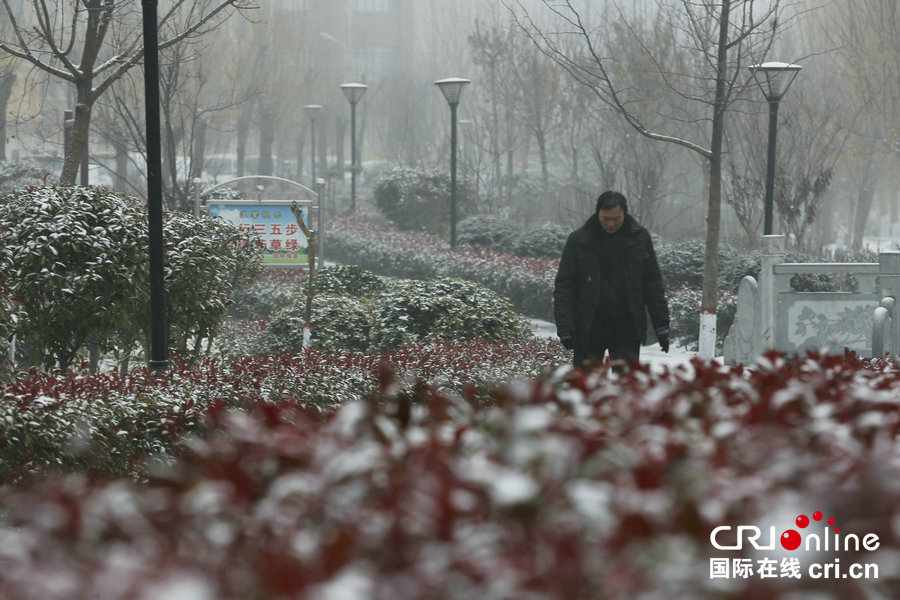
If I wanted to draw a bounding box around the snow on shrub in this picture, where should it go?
[370,277,530,352]
[327,216,558,320]
[510,221,569,258]
[229,268,306,320]
[299,263,387,299]
[373,166,473,235]
[162,210,264,359]
[457,214,521,251]
[0,351,898,599]
[0,186,150,369]
[268,294,375,354]
[0,185,263,369]
[0,337,569,482]
[669,286,737,352]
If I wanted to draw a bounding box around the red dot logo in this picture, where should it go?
[813,511,823,521]
[796,514,809,528]
[781,529,802,551]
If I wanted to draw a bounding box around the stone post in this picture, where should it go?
[879,251,900,354]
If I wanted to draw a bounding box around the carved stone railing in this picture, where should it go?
[724,235,900,364]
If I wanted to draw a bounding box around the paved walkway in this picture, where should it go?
[527,318,721,369]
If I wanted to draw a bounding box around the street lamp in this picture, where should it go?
[340,83,368,213]
[303,104,324,188]
[434,77,471,250]
[749,61,802,236]
[141,0,168,372]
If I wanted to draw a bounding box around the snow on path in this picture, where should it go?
[527,317,722,370]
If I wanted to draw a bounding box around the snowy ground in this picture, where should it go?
[527,317,717,369]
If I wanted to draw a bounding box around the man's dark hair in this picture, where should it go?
[596,190,628,214]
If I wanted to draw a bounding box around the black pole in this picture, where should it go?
[450,101,458,250]
[350,101,357,213]
[310,120,317,187]
[763,100,780,236]
[142,0,168,372]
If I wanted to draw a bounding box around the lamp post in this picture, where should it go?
[749,62,802,236]
[141,0,168,372]
[340,83,368,213]
[434,77,471,251]
[303,104,323,188]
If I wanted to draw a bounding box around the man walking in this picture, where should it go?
[554,190,670,367]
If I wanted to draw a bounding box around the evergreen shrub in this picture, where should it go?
[370,277,529,352]
[668,286,737,352]
[373,166,472,235]
[268,294,374,354]
[0,185,263,369]
[457,214,520,251]
[510,222,569,258]
[301,263,387,299]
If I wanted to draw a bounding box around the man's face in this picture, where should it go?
[597,206,625,234]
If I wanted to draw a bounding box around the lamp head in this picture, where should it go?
[749,62,802,102]
[303,104,324,121]
[340,83,368,104]
[434,77,471,105]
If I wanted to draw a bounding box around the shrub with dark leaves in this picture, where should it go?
[0,337,569,482]
[370,277,530,351]
[669,286,737,352]
[229,268,306,321]
[1,351,898,599]
[457,214,521,251]
[373,166,473,235]
[268,294,375,354]
[300,263,387,299]
[510,221,569,258]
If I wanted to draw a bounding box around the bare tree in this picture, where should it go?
[817,0,900,251]
[507,0,791,358]
[0,0,256,185]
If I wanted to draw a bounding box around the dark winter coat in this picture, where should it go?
[553,213,669,353]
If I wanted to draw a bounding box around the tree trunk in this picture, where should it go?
[698,0,731,360]
[851,178,878,252]
[61,83,94,185]
[114,138,129,192]
[537,127,550,219]
[258,111,275,176]
[0,71,15,161]
[191,117,206,180]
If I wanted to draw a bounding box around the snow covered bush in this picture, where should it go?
[229,268,305,320]
[268,294,375,354]
[0,238,18,365]
[373,166,472,235]
[1,351,897,599]
[0,185,263,369]
[370,277,529,352]
[656,238,760,291]
[161,210,264,359]
[457,214,520,251]
[669,285,737,352]
[0,337,568,482]
[510,221,569,258]
[0,186,149,369]
[327,216,557,320]
[300,263,387,299]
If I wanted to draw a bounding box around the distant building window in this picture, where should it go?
[353,0,397,13]
[355,44,399,79]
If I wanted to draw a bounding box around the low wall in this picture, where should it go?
[725,235,900,364]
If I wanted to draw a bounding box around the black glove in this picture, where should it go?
[559,334,575,350]
[657,332,670,353]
